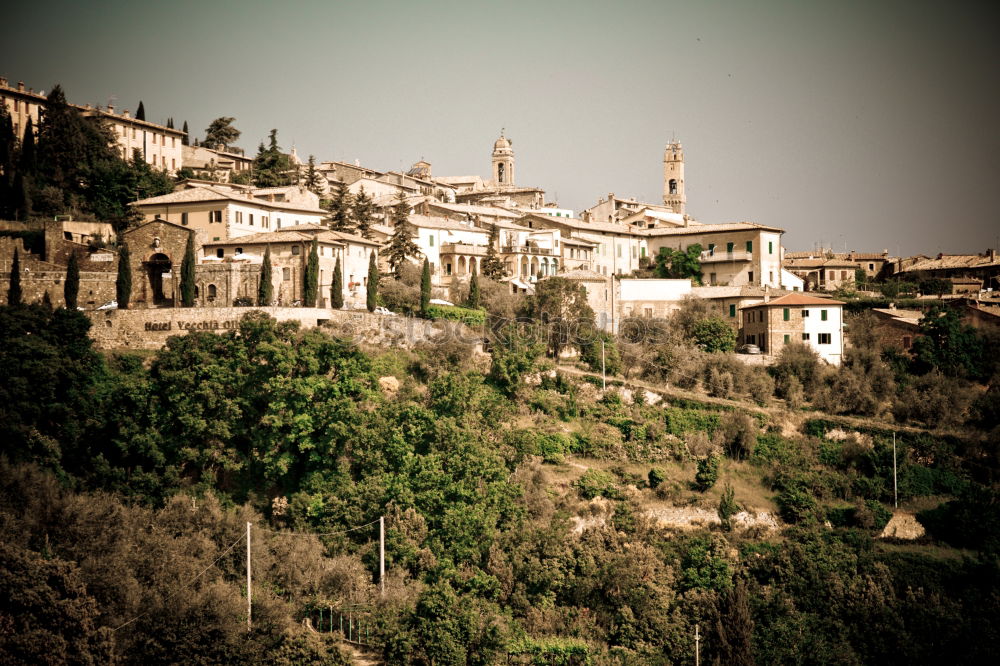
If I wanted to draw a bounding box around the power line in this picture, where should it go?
[112,531,246,633]
[252,518,382,538]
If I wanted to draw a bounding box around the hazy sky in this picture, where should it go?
[3,0,997,255]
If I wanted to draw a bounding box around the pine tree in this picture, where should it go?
[135,101,145,121]
[204,117,240,150]
[332,256,344,309]
[8,248,22,306]
[303,155,324,196]
[0,106,15,219]
[481,223,505,279]
[18,118,35,175]
[420,257,431,315]
[180,232,196,306]
[467,264,481,309]
[366,251,378,312]
[327,181,353,232]
[258,245,273,306]
[385,194,419,279]
[181,120,190,146]
[252,129,293,187]
[64,251,79,309]
[116,242,131,309]
[303,238,319,307]
[352,186,375,239]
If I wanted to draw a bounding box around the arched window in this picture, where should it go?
[208,284,217,300]
[497,163,505,183]
[669,179,678,195]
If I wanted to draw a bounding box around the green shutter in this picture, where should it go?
[729,304,736,318]
[783,308,790,321]
[768,241,773,254]
[727,242,734,253]
[746,241,753,253]
[784,334,790,343]
[821,309,828,321]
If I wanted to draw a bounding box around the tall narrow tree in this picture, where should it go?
[166,117,174,129]
[181,120,190,146]
[352,186,375,239]
[64,251,79,309]
[303,155,324,196]
[258,245,273,306]
[385,194,419,279]
[135,101,145,121]
[7,248,22,306]
[332,256,344,309]
[366,251,378,312]
[420,257,431,316]
[327,181,353,232]
[116,242,131,309]
[180,232,196,306]
[481,223,505,279]
[467,264,481,309]
[303,238,319,307]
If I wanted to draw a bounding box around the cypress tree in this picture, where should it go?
[7,248,22,306]
[18,118,35,175]
[366,251,378,312]
[352,186,375,239]
[481,223,505,279]
[327,181,353,232]
[166,117,174,129]
[116,242,131,309]
[303,238,319,307]
[64,251,79,309]
[180,232,196,306]
[135,101,145,121]
[332,256,344,309]
[258,245,273,306]
[468,264,481,309]
[182,120,190,146]
[420,257,431,315]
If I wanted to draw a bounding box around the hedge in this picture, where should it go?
[425,304,486,326]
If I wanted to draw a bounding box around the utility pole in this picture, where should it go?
[601,338,606,390]
[695,623,700,666]
[893,433,898,509]
[246,522,252,631]
[379,516,385,596]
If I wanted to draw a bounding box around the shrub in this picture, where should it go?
[718,483,738,531]
[771,342,824,394]
[426,304,486,326]
[648,467,667,488]
[715,412,758,460]
[574,469,621,500]
[695,455,720,491]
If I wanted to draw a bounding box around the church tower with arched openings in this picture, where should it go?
[663,140,685,215]
[492,130,515,188]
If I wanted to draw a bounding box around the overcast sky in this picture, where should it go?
[3,0,997,255]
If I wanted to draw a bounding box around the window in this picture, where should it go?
[292,246,300,255]
[784,334,790,343]
[632,245,636,258]
[710,272,717,284]
[207,284,217,300]
[263,216,269,228]
[171,158,176,170]
[282,268,291,281]
[769,271,774,283]
[235,211,242,223]
[726,242,734,253]
[181,212,188,226]
[708,243,715,255]
[802,333,810,341]
[902,335,912,349]
[235,247,243,254]
[669,179,678,195]
[841,270,847,280]
[746,241,753,253]
[783,308,790,321]
[802,309,810,317]
[818,333,832,344]
[172,137,176,148]
[729,304,736,318]
[748,271,754,283]
[769,241,773,254]
[216,249,223,258]
[640,246,646,257]
[869,263,874,271]
[617,244,622,258]
[644,307,653,318]
[446,263,452,275]
[821,309,828,321]
[211,210,222,223]
[249,214,254,226]
[429,236,434,247]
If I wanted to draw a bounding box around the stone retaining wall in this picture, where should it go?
[86,306,484,351]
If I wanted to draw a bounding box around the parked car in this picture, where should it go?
[737,343,761,355]
[96,300,118,311]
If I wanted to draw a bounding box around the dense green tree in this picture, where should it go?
[135,100,145,121]
[655,243,703,283]
[420,256,431,315]
[327,181,353,232]
[331,256,344,309]
[181,120,190,146]
[488,323,544,396]
[258,245,273,306]
[7,248,22,306]
[253,129,295,187]
[481,223,505,279]
[385,195,420,278]
[302,154,324,196]
[64,251,79,310]
[165,117,174,129]
[351,186,375,238]
[367,251,378,312]
[180,232,196,306]
[579,330,622,376]
[303,238,319,307]
[85,149,173,234]
[116,242,132,309]
[203,116,240,150]
[467,264,481,309]
[911,304,985,379]
[692,316,737,352]
[525,276,595,358]
[18,117,35,175]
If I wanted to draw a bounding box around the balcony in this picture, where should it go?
[502,245,556,256]
[440,243,487,256]
[701,250,752,263]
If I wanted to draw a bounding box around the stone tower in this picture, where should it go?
[492,130,515,188]
[663,140,685,215]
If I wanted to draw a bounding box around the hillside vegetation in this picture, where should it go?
[1,303,999,665]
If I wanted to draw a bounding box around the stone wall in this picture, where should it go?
[86,306,485,351]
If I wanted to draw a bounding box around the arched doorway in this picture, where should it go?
[146,253,172,304]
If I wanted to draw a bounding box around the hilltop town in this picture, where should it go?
[2,78,999,665]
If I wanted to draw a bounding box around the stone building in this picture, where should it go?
[181,145,253,182]
[740,293,845,365]
[78,105,185,174]
[783,255,858,291]
[0,77,45,141]
[662,140,686,215]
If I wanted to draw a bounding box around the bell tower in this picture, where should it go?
[492,130,515,188]
[663,140,685,215]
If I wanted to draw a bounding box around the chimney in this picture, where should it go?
[107,104,115,114]
[990,248,997,262]
[17,80,25,91]
[0,77,7,87]
[123,109,130,119]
